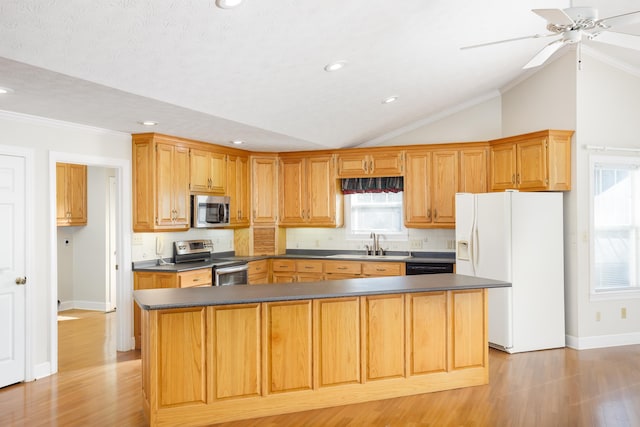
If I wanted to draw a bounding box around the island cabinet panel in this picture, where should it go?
[210,304,261,400]
[157,307,207,407]
[406,292,448,375]
[263,300,313,393]
[451,289,487,370]
[362,294,405,381]
[314,297,361,387]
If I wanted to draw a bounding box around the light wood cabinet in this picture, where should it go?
[337,150,404,178]
[404,149,458,228]
[210,304,261,399]
[251,156,278,225]
[489,129,573,192]
[362,261,404,277]
[56,162,87,226]
[314,297,361,387]
[247,259,269,284]
[190,148,227,194]
[279,154,341,227]
[132,134,190,232]
[177,268,212,288]
[459,147,488,193]
[324,260,362,279]
[362,294,405,380]
[227,154,250,226]
[263,300,313,393]
[139,289,489,425]
[271,258,324,283]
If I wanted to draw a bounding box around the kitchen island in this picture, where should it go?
[134,274,510,426]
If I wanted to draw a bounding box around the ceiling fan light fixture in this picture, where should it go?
[324,60,347,72]
[215,0,243,9]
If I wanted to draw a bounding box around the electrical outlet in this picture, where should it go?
[596,311,601,322]
[621,307,627,319]
[132,235,143,246]
[410,239,423,249]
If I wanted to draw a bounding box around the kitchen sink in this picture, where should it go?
[326,254,412,260]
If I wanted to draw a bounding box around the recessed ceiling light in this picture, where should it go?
[215,0,243,9]
[0,87,14,94]
[231,140,244,145]
[138,120,158,126]
[324,60,347,72]
[382,96,398,104]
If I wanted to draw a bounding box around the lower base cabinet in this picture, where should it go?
[140,289,488,426]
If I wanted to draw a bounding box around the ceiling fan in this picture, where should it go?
[462,7,640,69]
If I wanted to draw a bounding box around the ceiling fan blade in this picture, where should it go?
[523,39,565,69]
[461,33,556,50]
[591,31,640,51]
[532,8,574,25]
[596,10,640,29]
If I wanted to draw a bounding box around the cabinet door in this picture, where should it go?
[369,151,403,177]
[362,262,404,277]
[228,155,250,226]
[404,151,432,226]
[489,143,516,191]
[431,150,458,225]
[337,153,367,178]
[208,152,227,194]
[252,156,278,224]
[362,294,405,380]
[173,145,190,226]
[157,143,190,227]
[133,272,178,349]
[189,148,212,193]
[279,157,305,225]
[460,148,488,193]
[517,137,547,190]
[306,155,336,225]
[56,163,68,224]
[67,164,87,225]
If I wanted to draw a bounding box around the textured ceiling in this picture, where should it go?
[0,0,639,151]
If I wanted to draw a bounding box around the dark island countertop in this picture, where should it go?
[134,273,510,310]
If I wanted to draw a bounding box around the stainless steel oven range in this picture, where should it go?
[173,239,248,286]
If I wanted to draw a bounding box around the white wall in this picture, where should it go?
[0,110,131,376]
[131,228,235,262]
[572,55,640,348]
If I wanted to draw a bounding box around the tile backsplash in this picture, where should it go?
[131,229,234,262]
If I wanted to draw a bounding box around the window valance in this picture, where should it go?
[341,177,404,194]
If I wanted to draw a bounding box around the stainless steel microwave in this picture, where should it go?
[191,195,230,228]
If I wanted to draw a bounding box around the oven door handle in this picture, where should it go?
[215,264,248,275]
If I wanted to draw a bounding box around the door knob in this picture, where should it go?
[15,276,27,285]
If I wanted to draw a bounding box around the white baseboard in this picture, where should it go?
[57,300,108,312]
[566,332,640,350]
[34,362,52,380]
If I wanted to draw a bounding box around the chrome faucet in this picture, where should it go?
[368,232,383,256]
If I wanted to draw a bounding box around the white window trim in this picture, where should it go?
[589,153,640,300]
[343,192,408,242]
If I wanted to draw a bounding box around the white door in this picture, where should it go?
[0,153,26,387]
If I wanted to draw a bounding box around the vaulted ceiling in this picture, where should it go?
[0,0,639,152]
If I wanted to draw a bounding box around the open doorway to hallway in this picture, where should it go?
[56,165,119,371]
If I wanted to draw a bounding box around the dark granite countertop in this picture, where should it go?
[132,251,455,273]
[134,273,509,310]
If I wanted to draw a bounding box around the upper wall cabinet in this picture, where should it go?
[337,150,404,178]
[279,154,342,227]
[227,154,250,227]
[459,146,488,194]
[132,134,190,232]
[190,148,227,194]
[56,162,87,226]
[404,149,459,228]
[489,130,573,192]
[251,155,279,225]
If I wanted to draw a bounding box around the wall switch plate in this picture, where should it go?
[132,235,143,246]
[410,239,423,249]
[621,307,627,319]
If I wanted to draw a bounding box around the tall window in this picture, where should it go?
[591,155,640,294]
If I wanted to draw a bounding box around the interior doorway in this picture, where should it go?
[49,152,132,374]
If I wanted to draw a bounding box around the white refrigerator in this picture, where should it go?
[455,191,565,353]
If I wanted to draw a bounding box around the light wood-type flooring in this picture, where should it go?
[1,309,639,426]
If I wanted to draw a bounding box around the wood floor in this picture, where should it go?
[1,310,640,427]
